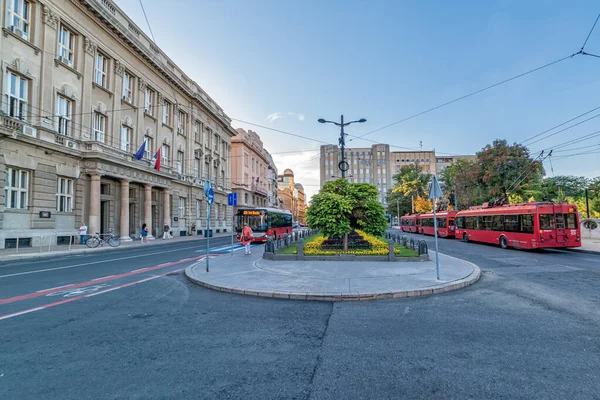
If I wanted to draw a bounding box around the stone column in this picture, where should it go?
[89,175,101,235]
[144,184,154,239]
[163,188,171,228]
[119,180,132,241]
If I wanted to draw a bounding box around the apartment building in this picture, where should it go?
[0,0,236,248]
[320,144,392,204]
[265,152,279,208]
[231,128,275,211]
[321,145,475,205]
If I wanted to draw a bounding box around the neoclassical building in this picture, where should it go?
[0,0,236,248]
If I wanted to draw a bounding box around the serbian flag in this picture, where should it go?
[151,148,161,171]
[134,138,147,160]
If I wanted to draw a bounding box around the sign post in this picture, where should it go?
[429,175,444,280]
[228,193,238,255]
[204,181,214,272]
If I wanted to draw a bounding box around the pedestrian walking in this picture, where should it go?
[190,223,196,236]
[163,224,171,240]
[79,222,87,245]
[240,223,253,255]
[141,223,149,244]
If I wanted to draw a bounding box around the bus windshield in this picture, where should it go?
[236,210,268,233]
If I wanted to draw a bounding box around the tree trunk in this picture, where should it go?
[344,233,348,253]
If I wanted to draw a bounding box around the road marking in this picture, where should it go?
[0,239,233,276]
[92,275,114,280]
[0,255,206,305]
[37,284,72,292]
[0,268,185,321]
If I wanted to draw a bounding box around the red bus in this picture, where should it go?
[236,207,293,243]
[417,211,458,238]
[400,215,418,233]
[454,202,581,249]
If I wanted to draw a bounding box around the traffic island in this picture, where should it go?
[184,249,481,301]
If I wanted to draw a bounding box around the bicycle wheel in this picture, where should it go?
[107,237,121,247]
[86,237,100,248]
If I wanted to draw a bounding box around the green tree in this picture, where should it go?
[386,189,412,218]
[392,163,431,199]
[476,139,544,202]
[536,175,589,201]
[306,179,387,250]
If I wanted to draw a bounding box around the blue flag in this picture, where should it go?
[134,138,147,160]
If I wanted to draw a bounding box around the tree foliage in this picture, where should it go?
[306,179,388,237]
[414,196,433,213]
[392,163,431,199]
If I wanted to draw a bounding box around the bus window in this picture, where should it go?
[539,214,554,230]
[564,213,577,229]
[520,214,534,233]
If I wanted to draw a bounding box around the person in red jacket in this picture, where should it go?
[240,223,253,255]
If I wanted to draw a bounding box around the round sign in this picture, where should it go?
[203,180,212,196]
[338,161,350,172]
[207,187,215,205]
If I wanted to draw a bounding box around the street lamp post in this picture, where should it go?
[318,115,367,179]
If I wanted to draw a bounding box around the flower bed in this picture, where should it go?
[303,230,417,257]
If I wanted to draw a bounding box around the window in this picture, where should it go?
[93,112,106,142]
[162,144,170,165]
[177,111,185,134]
[144,88,154,115]
[196,199,201,219]
[122,71,133,102]
[565,213,577,229]
[194,121,202,143]
[4,168,28,209]
[4,72,27,120]
[252,158,255,172]
[520,214,534,233]
[492,215,504,231]
[539,214,554,230]
[504,215,519,232]
[144,137,153,160]
[56,95,72,136]
[7,0,29,38]
[94,53,108,87]
[58,26,75,65]
[176,151,184,174]
[120,125,132,152]
[194,156,201,178]
[56,177,73,212]
[178,197,185,218]
[214,133,219,152]
[162,100,171,125]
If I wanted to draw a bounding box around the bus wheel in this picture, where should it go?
[463,233,469,243]
[500,236,509,249]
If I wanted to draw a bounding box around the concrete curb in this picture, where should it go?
[0,233,234,262]
[184,256,482,302]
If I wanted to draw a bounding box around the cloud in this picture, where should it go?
[266,111,305,122]
[266,112,284,122]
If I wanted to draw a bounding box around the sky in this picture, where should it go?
[115,0,600,201]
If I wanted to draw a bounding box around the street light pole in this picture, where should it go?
[340,115,346,179]
[586,188,590,219]
[396,198,400,226]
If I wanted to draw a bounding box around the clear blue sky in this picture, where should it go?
[116,0,600,200]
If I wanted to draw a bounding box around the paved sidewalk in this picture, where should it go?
[185,250,481,301]
[0,231,235,262]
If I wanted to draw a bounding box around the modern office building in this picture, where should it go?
[0,0,236,248]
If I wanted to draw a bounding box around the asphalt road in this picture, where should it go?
[1,232,600,399]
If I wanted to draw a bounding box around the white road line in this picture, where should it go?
[92,275,115,280]
[85,287,121,297]
[131,268,147,272]
[0,307,45,321]
[37,284,72,292]
[0,244,208,279]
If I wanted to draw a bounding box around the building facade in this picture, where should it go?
[265,152,278,208]
[276,169,307,223]
[320,144,392,205]
[320,145,475,205]
[231,128,273,211]
[0,0,236,249]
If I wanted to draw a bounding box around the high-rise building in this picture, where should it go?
[320,144,475,205]
[0,0,236,248]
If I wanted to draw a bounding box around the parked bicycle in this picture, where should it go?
[85,229,121,248]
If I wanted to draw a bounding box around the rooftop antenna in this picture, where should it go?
[419,141,423,150]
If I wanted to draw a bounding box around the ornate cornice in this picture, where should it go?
[114,59,125,76]
[42,5,59,29]
[84,37,97,56]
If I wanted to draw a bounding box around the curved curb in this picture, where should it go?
[184,259,481,302]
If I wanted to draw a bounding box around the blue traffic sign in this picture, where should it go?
[207,187,215,205]
[203,180,212,196]
[227,192,237,206]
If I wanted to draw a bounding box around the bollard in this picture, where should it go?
[298,238,305,260]
[409,238,415,250]
[388,239,396,261]
[69,235,73,251]
[16,235,19,254]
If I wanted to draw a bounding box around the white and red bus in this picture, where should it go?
[400,215,418,233]
[236,207,293,243]
[454,202,581,249]
[417,211,458,238]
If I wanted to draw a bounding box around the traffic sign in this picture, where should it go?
[429,175,443,199]
[228,192,237,206]
[207,187,215,205]
[203,180,212,196]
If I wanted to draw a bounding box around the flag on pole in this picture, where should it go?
[134,138,147,160]
[152,148,161,171]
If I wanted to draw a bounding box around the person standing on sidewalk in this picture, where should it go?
[79,222,87,245]
[241,223,253,255]
[163,224,172,240]
[141,223,149,244]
